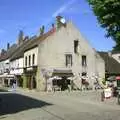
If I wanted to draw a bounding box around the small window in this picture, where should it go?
[82,72,87,76]
[82,55,87,67]
[32,54,35,65]
[74,40,79,53]
[25,56,27,67]
[65,54,72,67]
[29,55,31,66]
[118,56,120,60]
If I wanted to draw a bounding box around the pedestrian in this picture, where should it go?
[12,79,16,91]
[68,84,71,92]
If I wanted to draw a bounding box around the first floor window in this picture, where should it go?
[25,56,27,67]
[29,55,31,66]
[32,54,35,65]
[74,40,79,53]
[82,55,87,67]
[65,54,72,67]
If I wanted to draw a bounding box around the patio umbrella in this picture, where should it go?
[49,76,62,80]
[81,76,88,80]
[107,76,116,81]
[67,77,74,80]
[116,76,120,80]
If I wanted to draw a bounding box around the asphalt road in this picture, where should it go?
[0,90,120,120]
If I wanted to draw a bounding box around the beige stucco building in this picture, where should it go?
[34,21,105,91]
[0,18,105,91]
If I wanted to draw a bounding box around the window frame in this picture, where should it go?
[74,40,79,53]
[65,54,72,67]
[82,55,87,67]
[25,56,27,67]
[29,55,31,67]
[32,54,35,65]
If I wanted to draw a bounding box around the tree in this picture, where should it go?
[87,0,120,51]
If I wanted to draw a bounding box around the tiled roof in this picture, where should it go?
[111,50,120,54]
[0,25,56,62]
[98,51,120,74]
[24,28,56,52]
[0,44,17,62]
[10,39,31,61]
[10,28,56,61]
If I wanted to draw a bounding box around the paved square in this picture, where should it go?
[0,90,120,120]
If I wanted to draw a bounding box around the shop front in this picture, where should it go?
[47,69,73,91]
[24,66,37,89]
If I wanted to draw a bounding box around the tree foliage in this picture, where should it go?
[87,0,120,51]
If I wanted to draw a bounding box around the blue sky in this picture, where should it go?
[0,0,115,51]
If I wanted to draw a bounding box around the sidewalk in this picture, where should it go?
[14,87,119,107]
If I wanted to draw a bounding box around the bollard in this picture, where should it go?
[101,91,104,102]
[117,93,120,105]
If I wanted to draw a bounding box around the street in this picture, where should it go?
[0,90,120,120]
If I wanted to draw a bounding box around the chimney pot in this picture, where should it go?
[7,43,10,50]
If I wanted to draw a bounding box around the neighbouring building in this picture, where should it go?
[9,35,36,88]
[111,51,120,63]
[0,44,17,86]
[98,51,120,78]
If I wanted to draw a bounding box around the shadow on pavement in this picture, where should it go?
[0,89,8,92]
[0,93,52,116]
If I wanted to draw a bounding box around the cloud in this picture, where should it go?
[42,0,77,27]
[52,0,77,17]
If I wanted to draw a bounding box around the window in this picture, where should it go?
[118,56,120,60]
[25,56,27,67]
[82,72,87,76]
[29,55,31,66]
[65,54,72,67]
[74,40,79,53]
[32,54,35,65]
[82,55,87,67]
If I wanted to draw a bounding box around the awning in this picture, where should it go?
[0,74,15,78]
[52,69,73,77]
[116,76,120,80]
[49,76,62,80]
[107,76,116,81]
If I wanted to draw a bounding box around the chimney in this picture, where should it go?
[0,49,1,56]
[1,49,6,56]
[7,43,10,50]
[56,15,62,21]
[56,15,66,29]
[52,23,54,28]
[40,25,45,35]
[56,16,63,30]
[17,30,24,45]
[24,36,29,41]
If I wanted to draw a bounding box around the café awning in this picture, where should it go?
[116,76,120,80]
[0,74,15,78]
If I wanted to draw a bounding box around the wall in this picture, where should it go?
[112,53,120,63]
[24,47,38,67]
[10,57,24,75]
[37,22,105,90]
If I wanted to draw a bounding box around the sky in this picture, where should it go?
[0,0,115,51]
